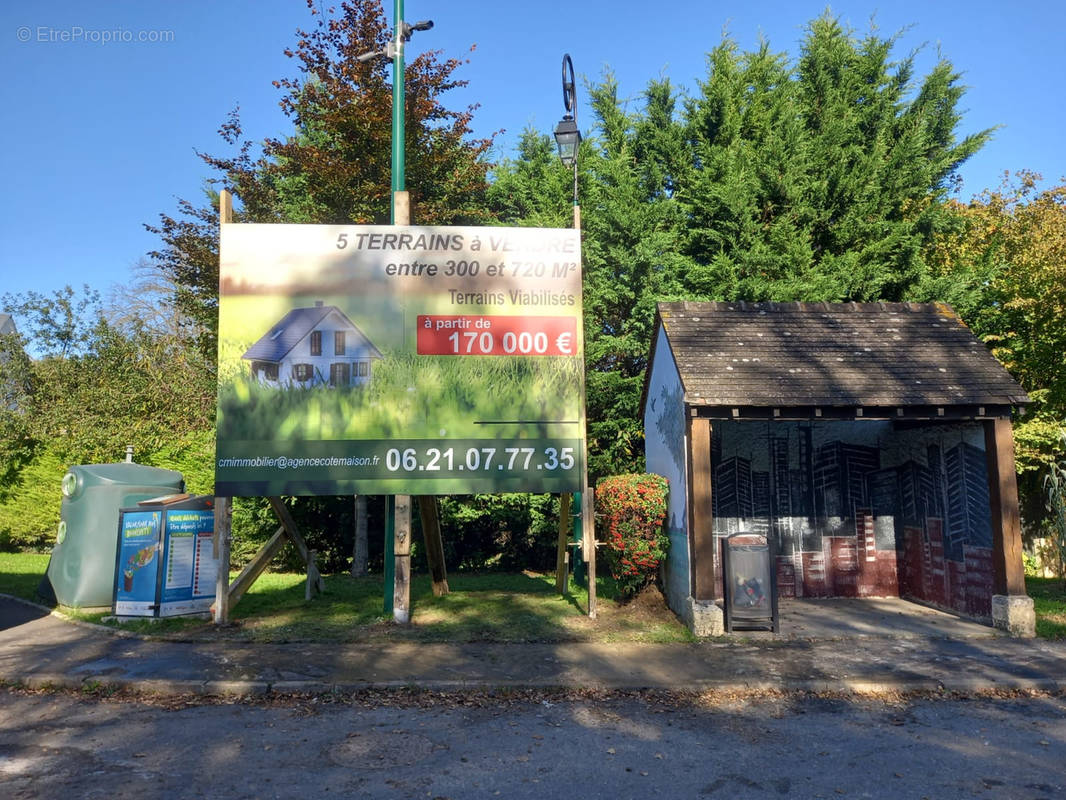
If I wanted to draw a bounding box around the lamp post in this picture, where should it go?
[552,54,595,619]
[357,2,433,224]
[553,53,581,228]
[358,2,432,622]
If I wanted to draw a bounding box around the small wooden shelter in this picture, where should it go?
[642,301,1035,636]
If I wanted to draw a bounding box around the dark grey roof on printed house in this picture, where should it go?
[652,301,1028,413]
[242,304,382,363]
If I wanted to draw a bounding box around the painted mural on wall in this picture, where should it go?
[642,338,690,617]
[712,421,994,617]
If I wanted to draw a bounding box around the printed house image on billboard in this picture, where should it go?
[243,301,383,388]
[216,223,586,497]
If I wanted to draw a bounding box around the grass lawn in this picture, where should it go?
[5,551,1064,642]
[1026,576,1066,639]
[0,551,692,644]
[0,552,50,602]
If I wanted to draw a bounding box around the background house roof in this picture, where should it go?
[0,313,16,336]
[654,301,1028,410]
[242,304,382,363]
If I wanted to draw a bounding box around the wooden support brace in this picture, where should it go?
[267,496,325,594]
[227,525,286,609]
[418,496,449,597]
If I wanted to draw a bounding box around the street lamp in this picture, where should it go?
[356,3,433,224]
[553,115,580,167]
[553,53,581,210]
[551,54,595,619]
[357,3,433,624]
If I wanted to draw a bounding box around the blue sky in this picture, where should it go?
[2,1,1062,302]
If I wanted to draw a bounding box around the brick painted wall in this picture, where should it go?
[714,421,994,619]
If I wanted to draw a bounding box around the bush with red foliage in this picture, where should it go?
[596,473,669,600]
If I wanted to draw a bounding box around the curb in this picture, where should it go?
[5,673,1064,698]
[0,593,154,641]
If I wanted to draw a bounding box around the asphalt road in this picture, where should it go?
[1,689,1063,799]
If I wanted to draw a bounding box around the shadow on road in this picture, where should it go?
[0,597,50,631]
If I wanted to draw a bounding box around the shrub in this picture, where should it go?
[0,446,66,551]
[596,473,669,600]
[438,493,559,572]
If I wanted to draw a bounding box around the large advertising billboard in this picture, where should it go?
[215,224,585,496]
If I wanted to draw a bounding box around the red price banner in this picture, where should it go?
[417,315,578,357]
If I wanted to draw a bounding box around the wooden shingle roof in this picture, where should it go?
[654,301,1027,416]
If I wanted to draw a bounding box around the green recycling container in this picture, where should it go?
[41,463,184,608]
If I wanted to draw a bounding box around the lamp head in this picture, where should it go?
[553,115,581,167]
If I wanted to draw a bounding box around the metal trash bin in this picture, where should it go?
[39,463,184,608]
[722,531,779,633]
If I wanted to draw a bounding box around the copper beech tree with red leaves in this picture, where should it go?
[203,0,495,227]
[148,0,496,359]
[140,0,498,570]
[596,473,670,599]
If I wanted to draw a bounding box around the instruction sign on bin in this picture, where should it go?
[113,494,219,618]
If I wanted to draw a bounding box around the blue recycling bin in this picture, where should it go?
[114,495,218,618]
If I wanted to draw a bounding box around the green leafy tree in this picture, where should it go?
[201,0,493,226]
[144,195,222,361]
[579,75,691,477]
[924,171,1066,528]
[682,15,989,301]
[0,286,101,358]
[487,128,572,229]
[0,286,215,549]
[490,13,990,478]
[1043,433,1066,583]
[0,329,36,497]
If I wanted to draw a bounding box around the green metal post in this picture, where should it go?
[384,495,395,614]
[385,0,405,611]
[390,0,406,222]
[571,490,586,588]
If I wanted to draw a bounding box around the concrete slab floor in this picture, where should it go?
[732,597,1003,640]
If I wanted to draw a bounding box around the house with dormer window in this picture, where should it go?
[242,301,382,388]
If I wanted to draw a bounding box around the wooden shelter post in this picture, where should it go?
[686,413,716,600]
[684,411,724,635]
[984,417,1036,636]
